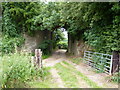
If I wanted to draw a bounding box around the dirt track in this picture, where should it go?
[43,49,118,88]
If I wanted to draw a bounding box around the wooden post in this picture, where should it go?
[35,49,42,69]
[111,51,119,75]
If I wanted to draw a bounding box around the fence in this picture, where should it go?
[84,51,112,75]
[31,49,42,69]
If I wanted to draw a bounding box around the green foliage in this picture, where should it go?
[110,72,120,83]
[2,2,65,54]
[33,2,61,31]
[53,29,67,49]
[1,3,26,54]
[1,53,43,88]
[2,2,62,34]
[28,79,58,88]
[82,3,120,53]
[2,2,120,54]
[92,55,107,73]
[0,35,25,54]
[61,2,120,53]
[2,2,40,34]
[40,2,120,53]
[53,30,65,43]
[39,40,53,55]
[60,2,87,37]
[57,41,68,49]
[0,3,1,48]
[28,67,58,88]
[42,54,50,59]
[2,6,18,37]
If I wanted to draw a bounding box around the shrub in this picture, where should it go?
[1,53,43,88]
[42,54,50,59]
[0,35,25,54]
[39,40,53,55]
[57,41,68,49]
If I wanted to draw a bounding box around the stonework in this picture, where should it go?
[68,33,91,57]
[21,30,52,53]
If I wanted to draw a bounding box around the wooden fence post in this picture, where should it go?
[111,51,119,75]
[35,49,42,69]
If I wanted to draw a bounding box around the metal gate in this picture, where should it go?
[84,51,112,75]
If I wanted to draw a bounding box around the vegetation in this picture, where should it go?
[42,54,51,60]
[1,53,45,88]
[1,2,64,54]
[110,72,120,83]
[55,63,79,88]
[62,61,101,88]
[57,40,68,49]
[53,29,66,49]
[2,2,119,54]
[55,62,101,88]
[28,67,58,88]
[0,2,119,87]
[61,2,120,54]
[69,57,83,65]
[39,40,53,55]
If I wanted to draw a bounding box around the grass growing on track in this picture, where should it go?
[69,57,83,64]
[54,63,79,88]
[28,78,58,88]
[76,71,101,88]
[56,61,101,88]
[62,61,75,68]
[28,67,58,88]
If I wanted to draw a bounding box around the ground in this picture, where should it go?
[28,49,118,88]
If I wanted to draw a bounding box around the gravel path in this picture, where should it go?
[43,49,118,88]
[65,60,118,88]
[43,49,66,67]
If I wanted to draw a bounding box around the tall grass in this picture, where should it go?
[1,53,43,88]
